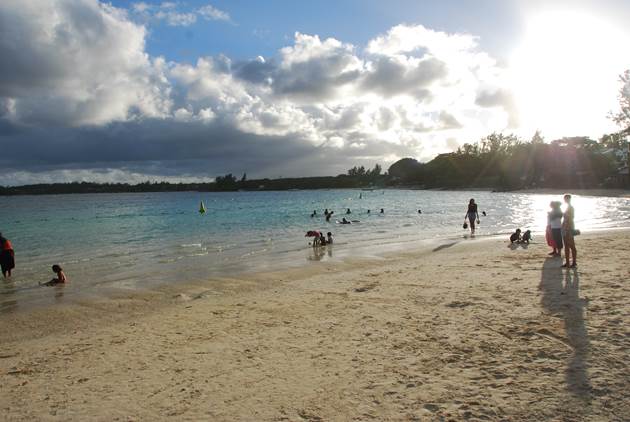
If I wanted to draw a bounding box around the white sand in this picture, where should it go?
[1,231,629,421]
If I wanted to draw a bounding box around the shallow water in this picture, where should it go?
[1,189,629,310]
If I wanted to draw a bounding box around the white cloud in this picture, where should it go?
[0,1,517,183]
[130,2,230,26]
[155,9,197,26]
[0,0,172,126]
[198,4,231,22]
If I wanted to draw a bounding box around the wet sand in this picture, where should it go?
[1,231,629,421]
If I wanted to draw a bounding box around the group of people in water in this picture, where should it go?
[309,195,579,269]
[305,230,334,247]
[1,232,67,285]
[2,193,582,287]
[312,208,386,222]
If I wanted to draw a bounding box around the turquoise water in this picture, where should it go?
[1,189,629,311]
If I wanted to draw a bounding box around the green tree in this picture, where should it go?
[611,69,630,131]
[531,130,545,144]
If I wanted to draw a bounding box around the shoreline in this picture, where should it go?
[2,186,629,198]
[511,187,630,197]
[1,231,629,420]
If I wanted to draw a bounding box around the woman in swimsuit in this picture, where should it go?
[465,199,480,235]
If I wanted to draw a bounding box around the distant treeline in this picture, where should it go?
[0,174,386,196]
[386,132,629,190]
[1,132,628,196]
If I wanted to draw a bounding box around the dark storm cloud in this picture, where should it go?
[0,119,413,180]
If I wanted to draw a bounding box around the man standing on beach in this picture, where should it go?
[562,194,577,268]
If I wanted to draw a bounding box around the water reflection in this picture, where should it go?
[307,246,333,262]
[1,279,18,314]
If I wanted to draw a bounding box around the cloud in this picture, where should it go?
[360,55,447,98]
[131,2,231,27]
[0,0,171,126]
[0,1,516,184]
[475,88,519,128]
[197,4,231,22]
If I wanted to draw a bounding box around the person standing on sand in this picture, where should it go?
[0,233,15,278]
[547,201,563,256]
[562,194,577,268]
[465,199,480,235]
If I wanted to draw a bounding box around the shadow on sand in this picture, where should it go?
[539,257,591,398]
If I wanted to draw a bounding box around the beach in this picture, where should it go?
[1,231,629,421]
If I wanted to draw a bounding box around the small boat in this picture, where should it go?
[199,201,206,214]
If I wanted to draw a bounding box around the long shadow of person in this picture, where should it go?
[562,269,591,397]
[539,258,591,399]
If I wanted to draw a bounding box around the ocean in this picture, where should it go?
[1,189,629,311]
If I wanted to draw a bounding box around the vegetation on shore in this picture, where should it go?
[1,130,626,195]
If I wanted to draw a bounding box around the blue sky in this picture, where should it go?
[112,0,523,63]
[0,0,629,184]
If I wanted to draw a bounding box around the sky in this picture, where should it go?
[1,0,629,185]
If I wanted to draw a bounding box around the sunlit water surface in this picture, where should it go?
[1,190,629,311]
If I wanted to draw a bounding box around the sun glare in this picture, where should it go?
[511,10,630,139]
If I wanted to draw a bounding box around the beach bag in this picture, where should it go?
[463,222,468,229]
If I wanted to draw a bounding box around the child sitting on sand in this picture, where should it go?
[41,264,67,286]
[521,230,532,244]
[510,229,521,244]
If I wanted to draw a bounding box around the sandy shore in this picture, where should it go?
[1,231,629,421]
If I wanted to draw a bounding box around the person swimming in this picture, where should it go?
[380,208,384,214]
[340,218,351,224]
[418,209,422,214]
[311,210,317,217]
[367,209,371,214]
[346,208,351,214]
[326,211,333,222]
[327,232,333,244]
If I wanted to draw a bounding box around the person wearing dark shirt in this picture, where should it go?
[465,199,480,235]
[0,233,15,278]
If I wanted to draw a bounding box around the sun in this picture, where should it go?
[510,10,630,139]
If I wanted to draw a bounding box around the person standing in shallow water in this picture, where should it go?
[562,194,577,268]
[0,233,15,278]
[465,199,480,235]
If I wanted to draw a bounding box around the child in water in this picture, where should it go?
[41,264,67,286]
[319,233,327,246]
[327,232,333,244]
